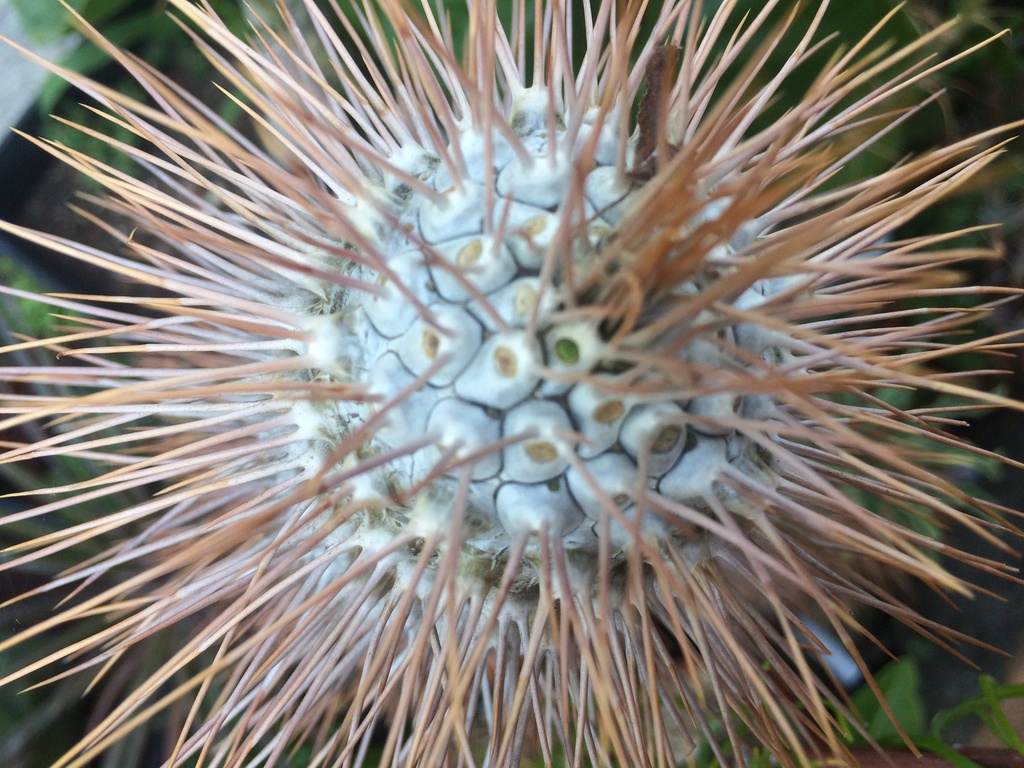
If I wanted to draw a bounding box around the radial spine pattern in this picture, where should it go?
[0,0,1020,766]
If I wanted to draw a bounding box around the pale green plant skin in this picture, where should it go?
[0,1,1022,767]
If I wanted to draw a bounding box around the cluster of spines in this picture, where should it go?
[0,1,1021,767]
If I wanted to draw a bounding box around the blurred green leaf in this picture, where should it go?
[12,0,132,43]
[38,8,175,112]
[932,676,1024,754]
[851,658,927,743]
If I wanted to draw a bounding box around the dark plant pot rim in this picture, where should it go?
[1,73,143,296]
[0,104,57,287]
